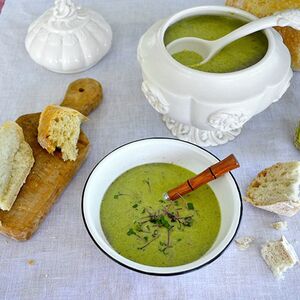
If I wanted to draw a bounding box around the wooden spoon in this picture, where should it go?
[163,154,239,201]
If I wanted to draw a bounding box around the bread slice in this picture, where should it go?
[261,236,299,279]
[226,0,300,71]
[245,162,300,217]
[0,121,35,211]
[38,105,88,161]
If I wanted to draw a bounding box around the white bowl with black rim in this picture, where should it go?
[82,138,242,275]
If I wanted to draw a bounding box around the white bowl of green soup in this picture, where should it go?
[138,6,293,147]
[82,138,242,275]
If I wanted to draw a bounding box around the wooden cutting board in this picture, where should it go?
[0,78,102,240]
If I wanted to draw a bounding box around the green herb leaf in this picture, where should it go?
[132,204,138,208]
[127,228,136,236]
[159,216,171,229]
[144,236,148,242]
[187,203,194,210]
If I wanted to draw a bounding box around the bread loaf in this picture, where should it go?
[245,162,300,217]
[226,0,300,71]
[38,105,87,161]
[0,121,34,211]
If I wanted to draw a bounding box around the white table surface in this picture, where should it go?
[0,1,300,299]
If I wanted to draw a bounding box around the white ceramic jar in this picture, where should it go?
[137,6,293,146]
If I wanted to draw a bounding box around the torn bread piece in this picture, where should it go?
[38,105,87,161]
[235,236,255,250]
[245,162,300,217]
[0,121,35,211]
[261,236,299,279]
[272,221,288,231]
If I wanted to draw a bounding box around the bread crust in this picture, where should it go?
[226,0,300,71]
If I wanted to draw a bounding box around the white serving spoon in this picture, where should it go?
[166,9,300,66]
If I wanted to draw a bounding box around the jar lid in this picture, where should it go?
[25,0,112,73]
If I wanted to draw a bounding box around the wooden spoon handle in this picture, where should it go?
[164,154,240,201]
[60,78,103,116]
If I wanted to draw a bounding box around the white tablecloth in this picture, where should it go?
[1,1,300,299]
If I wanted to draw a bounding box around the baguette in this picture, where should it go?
[0,121,34,211]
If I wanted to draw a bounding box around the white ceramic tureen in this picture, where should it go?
[137,6,293,146]
[25,0,112,73]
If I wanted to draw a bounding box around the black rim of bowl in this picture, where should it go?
[81,137,243,276]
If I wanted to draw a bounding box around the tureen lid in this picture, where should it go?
[25,0,112,73]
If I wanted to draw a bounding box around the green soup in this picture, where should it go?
[164,15,268,73]
[100,163,221,267]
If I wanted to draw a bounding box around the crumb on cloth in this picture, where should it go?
[235,236,255,250]
[27,259,36,266]
[271,221,288,231]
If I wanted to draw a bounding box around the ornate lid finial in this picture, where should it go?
[53,0,76,18]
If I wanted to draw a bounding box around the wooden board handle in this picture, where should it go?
[165,154,240,201]
[60,78,103,116]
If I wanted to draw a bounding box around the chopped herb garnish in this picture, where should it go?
[152,230,159,237]
[187,203,194,210]
[159,216,171,229]
[127,200,195,254]
[127,228,136,236]
[138,234,160,250]
[184,216,193,227]
[113,192,126,199]
[135,223,142,232]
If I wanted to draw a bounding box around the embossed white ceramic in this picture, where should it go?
[25,0,112,74]
[82,138,242,275]
[137,6,293,146]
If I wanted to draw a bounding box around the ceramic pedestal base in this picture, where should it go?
[162,115,242,147]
